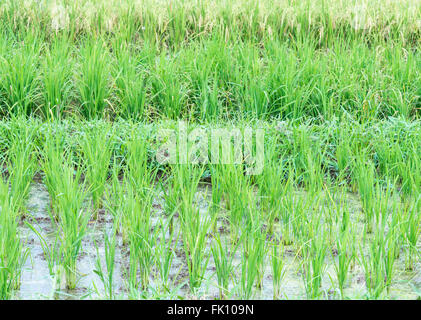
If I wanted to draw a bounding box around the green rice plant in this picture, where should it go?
[401,196,421,271]
[105,158,125,234]
[79,122,113,217]
[211,233,239,299]
[162,163,202,232]
[258,148,287,235]
[0,177,28,299]
[301,225,328,299]
[174,165,212,292]
[181,204,213,293]
[359,216,388,299]
[43,136,91,289]
[398,145,421,200]
[332,222,355,299]
[217,163,253,243]
[335,124,354,181]
[155,219,177,292]
[42,128,68,216]
[125,128,156,197]
[6,118,37,215]
[288,191,322,248]
[54,157,90,290]
[271,240,286,299]
[209,165,224,232]
[123,182,157,292]
[113,46,148,120]
[150,54,189,119]
[160,172,180,235]
[26,223,60,278]
[390,199,403,259]
[292,127,325,193]
[76,39,110,119]
[0,33,41,116]
[41,36,73,120]
[195,68,220,121]
[383,227,398,291]
[371,182,393,226]
[238,225,266,299]
[278,172,296,245]
[93,228,117,300]
[355,158,376,233]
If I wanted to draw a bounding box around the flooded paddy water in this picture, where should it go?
[13,182,421,300]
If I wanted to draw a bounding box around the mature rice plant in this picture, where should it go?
[41,36,73,120]
[0,32,41,116]
[113,46,149,120]
[76,39,110,119]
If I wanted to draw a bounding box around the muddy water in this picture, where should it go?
[13,183,421,299]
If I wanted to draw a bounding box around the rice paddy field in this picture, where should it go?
[0,0,420,300]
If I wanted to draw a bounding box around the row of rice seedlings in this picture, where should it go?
[2,120,418,298]
[108,134,159,294]
[42,135,91,289]
[0,174,28,299]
